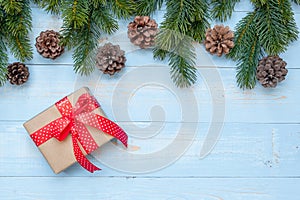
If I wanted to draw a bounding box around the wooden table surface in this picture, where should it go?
[1,2,300,199]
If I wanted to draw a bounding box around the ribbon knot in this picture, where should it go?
[30,93,128,173]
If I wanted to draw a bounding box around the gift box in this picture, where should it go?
[23,87,127,174]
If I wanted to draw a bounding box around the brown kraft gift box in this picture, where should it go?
[23,87,114,174]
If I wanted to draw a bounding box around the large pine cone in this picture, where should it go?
[96,43,126,75]
[204,25,234,57]
[256,56,288,88]
[7,62,30,85]
[127,16,158,49]
[35,30,64,59]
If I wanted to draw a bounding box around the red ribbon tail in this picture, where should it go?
[57,122,72,141]
[97,115,128,147]
[72,133,101,173]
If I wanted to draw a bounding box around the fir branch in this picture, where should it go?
[73,5,118,75]
[106,0,135,19]
[232,12,263,89]
[0,6,8,86]
[211,0,240,22]
[0,0,23,14]
[236,31,262,89]
[227,12,262,89]
[71,3,119,75]
[0,65,7,86]
[277,0,299,44]
[255,0,297,55]
[153,48,169,61]
[33,0,62,14]
[91,4,118,34]
[6,35,32,62]
[5,2,31,36]
[72,29,97,75]
[153,0,209,44]
[250,0,268,6]
[70,3,120,75]
[60,0,90,48]
[169,52,197,88]
[72,7,97,75]
[4,0,32,61]
[135,0,164,16]
[153,25,177,61]
[188,0,210,42]
[169,38,197,88]
[71,7,96,75]
[154,29,197,87]
[60,26,73,48]
[227,12,257,60]
[162,0,210,47]
[61,0,89,30]
[0,35,8,86]
[90,0,107,8]
[154,0,210,87]
[154,29,184,53]
[161,0,195,34]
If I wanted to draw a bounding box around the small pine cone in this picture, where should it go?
[204,25,234,57]
[35,30,64,59]
[127,16,158,49]
[7,62,30,85]
[256,55,288,88]
[96,43,126,75]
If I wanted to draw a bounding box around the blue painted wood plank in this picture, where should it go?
[0,66,299,123]
[0,177,299,200]
[0,121,299,177]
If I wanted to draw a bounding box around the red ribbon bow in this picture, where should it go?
[30,93,128,173]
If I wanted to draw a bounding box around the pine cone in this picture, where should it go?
[35,30,64,59]
[204,25,234,57]
[96,43,126,75]
[7,62,30,85]
[127,16,158,49]
[256,55,288,88]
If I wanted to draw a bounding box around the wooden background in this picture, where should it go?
[0,2,300,199]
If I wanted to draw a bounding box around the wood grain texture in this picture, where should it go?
[0,177,299,200]
[0,66,298,123]
[0,2,299,199]
[0,122,299,177]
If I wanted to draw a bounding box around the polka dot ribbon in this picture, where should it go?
[30,93,128,173]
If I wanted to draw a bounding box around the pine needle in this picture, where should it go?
[211,0,241,22]
[33,0,62,14]
[135,0,163,15]
[256,0,298,55]
[2,0,32,62]
[0,35,8,86]
[153,0,209,87]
